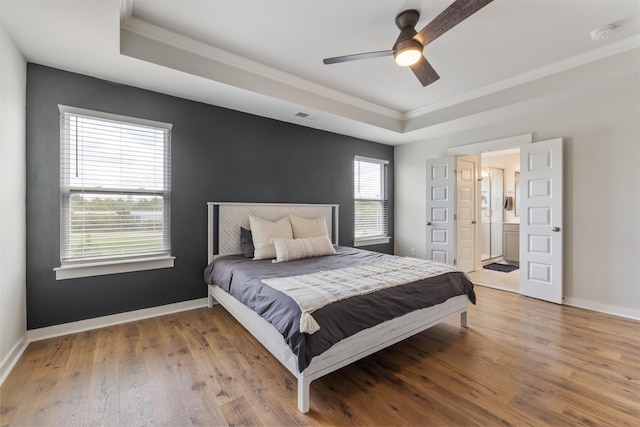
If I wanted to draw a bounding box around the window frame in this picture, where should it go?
[353,155,391,247]
[54,105,174,280]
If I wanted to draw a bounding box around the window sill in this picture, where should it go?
[354,236,391,247]
[54,256,175,280]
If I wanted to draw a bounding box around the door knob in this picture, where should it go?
[551,227,560,232]
[427,221,432,226]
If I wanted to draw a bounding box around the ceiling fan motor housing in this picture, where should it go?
[393,9,423,66]
[393,10,423,66]
[394,9,421,46]
[395,9,420,30]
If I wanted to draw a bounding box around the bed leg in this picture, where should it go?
[207,286,219,308]
[297,376,311,413]
[460,311,468,328]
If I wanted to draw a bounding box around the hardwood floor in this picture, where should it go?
[1,286,639,426]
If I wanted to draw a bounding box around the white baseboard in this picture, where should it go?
[1,298,207,386]
[3,295,636,387]
[563,297,640,321]
[27,297,208,342]
[0,334,29,386]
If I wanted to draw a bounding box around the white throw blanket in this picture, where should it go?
[261,257,461,334]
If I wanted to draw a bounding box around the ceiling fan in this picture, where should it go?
[323,0,494,87]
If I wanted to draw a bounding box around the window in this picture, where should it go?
[55,106,173,280]
[354,156,390,246]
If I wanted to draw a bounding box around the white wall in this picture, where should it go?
[0,21,27,383]
[395,70,640,318]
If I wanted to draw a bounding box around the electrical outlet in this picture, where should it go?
[410,248,416,256]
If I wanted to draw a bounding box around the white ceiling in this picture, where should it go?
[1,0,639,145]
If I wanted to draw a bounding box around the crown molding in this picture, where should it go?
[405,36,640,120]
[120,0,639,138]
[120,15,403,122]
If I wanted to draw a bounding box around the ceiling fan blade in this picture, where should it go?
[414,0,494,46]
[323,50,394,65]
[410,56,440,86]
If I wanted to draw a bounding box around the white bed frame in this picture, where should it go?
[206,202,469,413]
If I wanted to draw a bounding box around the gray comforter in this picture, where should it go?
[203,247,475,371]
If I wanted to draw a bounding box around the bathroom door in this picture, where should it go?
[519,138,563,304]
[456,155,478,272]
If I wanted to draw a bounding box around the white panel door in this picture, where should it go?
[426,157,455,265]
[519,139,563,304]
[456,156,477,272]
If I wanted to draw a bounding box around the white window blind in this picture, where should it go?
[354,156,389,242]
[59,106,172,265]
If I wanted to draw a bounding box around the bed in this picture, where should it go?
[204,202,475,413]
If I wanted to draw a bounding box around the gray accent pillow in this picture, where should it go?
[240,227,254,258]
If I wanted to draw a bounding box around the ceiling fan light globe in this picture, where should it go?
[394,48,422,66]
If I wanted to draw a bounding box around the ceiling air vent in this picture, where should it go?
[294,112,319,120]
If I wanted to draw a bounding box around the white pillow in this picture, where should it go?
[289,215,329,239]
[249,216,293,260]
[272,235,336,263]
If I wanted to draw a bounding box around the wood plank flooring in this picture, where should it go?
[1,286,639,426]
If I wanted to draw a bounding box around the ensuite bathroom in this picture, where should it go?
[470,148,521,293]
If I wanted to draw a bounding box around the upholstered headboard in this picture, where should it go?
[207,202,339,263]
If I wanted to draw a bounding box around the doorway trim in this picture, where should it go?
[447,133,532,156]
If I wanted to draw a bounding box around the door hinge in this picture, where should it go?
[453,259,457,266]
[454,214,457,220]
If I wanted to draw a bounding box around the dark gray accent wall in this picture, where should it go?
[26,64,394,329]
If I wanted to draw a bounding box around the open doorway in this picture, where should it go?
[470,148,521,293]
[431,135,563,303]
